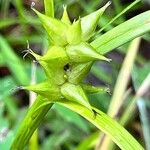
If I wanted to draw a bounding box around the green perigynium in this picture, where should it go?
[24,2,111,113]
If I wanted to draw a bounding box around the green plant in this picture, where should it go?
[10,0,150,149]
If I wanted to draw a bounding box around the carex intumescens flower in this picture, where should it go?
[24,2,111,113]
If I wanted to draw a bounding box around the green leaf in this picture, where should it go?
[44,0,54,17]
[10,96,53,149]
[57,100,144,150]
[137,98,150,150]
[0,34,29,85]
[132,62,150,91]
[91,11,150,54]
[98,0,141,33]
[14,0,25,18]
[91,63,112,83]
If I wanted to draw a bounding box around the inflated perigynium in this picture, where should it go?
[24,2,111,113]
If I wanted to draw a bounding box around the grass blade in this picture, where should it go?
[44,0,54,17]
[137,98,150,150]
[120,73,150,126]
[97,0,141,33]
[91,11,150,54]
[57,101,144,150]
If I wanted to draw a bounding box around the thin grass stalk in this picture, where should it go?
[120,73,150,126]
[29,61,39,150]
[108,37,141,117]
[44,0,54,17]
[96,0,141,35]
[137,98,150,150]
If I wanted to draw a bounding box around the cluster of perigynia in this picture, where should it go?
[24,2,111,113]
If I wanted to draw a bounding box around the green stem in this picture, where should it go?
[11,96,53,150]
[29,62,39,150]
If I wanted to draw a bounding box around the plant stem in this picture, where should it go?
[29,61,39,150]
[10,96,53,150]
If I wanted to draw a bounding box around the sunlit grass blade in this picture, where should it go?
[29,62,39,150]
[14,0,25,18]
[44,0,54,17]
[57,101,144,150]
[97,0,141,34]
[91,11,150,54]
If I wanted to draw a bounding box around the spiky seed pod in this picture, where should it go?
[24,3,110,112]
[33,8,68,46]
[66,62,93,84]
[67,19,82,44]
[81,2,111,41]
[61,83,93,112]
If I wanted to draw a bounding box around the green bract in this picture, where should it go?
[25,3,110,109]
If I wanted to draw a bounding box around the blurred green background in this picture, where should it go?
[0,0,150,149]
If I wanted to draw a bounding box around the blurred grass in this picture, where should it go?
[0,0,150,149]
